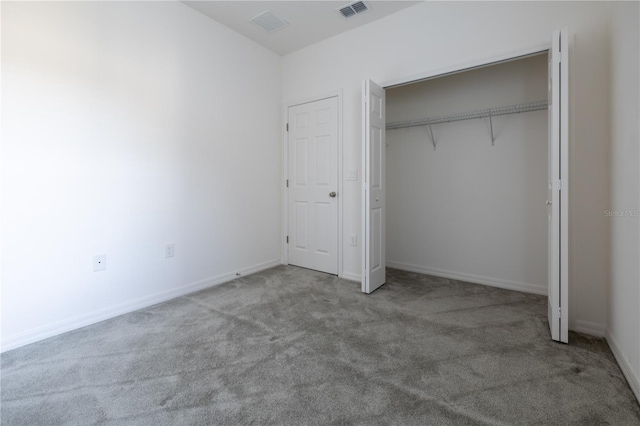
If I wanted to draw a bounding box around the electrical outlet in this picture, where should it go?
[93,254,106,272]
[350,235,357,246]
[165,243,175,258]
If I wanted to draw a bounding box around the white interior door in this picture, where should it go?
[288,97,339,275]
[548,29,570,343]
[362,80,386,293]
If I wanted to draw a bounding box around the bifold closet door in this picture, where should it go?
[362,79,386,294]
[548,28,570,343]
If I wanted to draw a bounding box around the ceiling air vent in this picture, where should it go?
[250,10,289,34]
[338,1,370,18]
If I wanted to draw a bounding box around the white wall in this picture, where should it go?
[606,1,640,401]
[282,1,611,333]
[1,2,282,350]
[385,55,548,294]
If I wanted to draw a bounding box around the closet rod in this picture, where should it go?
[386,100,548,130]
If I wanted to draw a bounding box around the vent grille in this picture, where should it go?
[338,1,369,18]
[250,10,289,33]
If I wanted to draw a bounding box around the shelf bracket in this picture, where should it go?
[489,112,495,146]
[427,124,436,150]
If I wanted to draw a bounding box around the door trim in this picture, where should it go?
[282,91,343,277]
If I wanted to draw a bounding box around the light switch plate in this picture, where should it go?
[347,168,358,181]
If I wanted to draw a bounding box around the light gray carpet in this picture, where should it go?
[2,266,639,425]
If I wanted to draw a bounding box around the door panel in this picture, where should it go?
[372,207,382,270]
[294,202,308,250]
[288,97,339,274]
[316,136,330,185]
[548,29,570,343]
[315,202,330,253]
[295,138,308,185]
[362,80,386,293]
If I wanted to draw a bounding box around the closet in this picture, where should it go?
[384,54,549,295]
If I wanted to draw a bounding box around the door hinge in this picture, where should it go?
[286,179,289,188]
[286,236,289,244]
[558,307,562,318]
[286,123,289,132]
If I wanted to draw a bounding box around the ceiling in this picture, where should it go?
[182,1,422,56]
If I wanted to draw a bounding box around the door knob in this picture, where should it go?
[329,192,337,198]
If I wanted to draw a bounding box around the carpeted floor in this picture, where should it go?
[2,265,639,425]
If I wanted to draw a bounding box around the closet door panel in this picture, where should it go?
[362,79,386,294]
[548,28,570,344]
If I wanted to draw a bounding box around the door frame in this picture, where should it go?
[282,90,344,277]
[368,41,574,330]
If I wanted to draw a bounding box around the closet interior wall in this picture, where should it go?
[386,54,549,294]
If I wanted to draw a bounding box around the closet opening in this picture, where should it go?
[385,52,550,298]
[362,37,572,343]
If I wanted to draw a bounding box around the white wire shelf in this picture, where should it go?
[385,100,548,148]
[386,100,548,130]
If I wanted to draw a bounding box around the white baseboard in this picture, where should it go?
[1,259,282,353]
[606,329,640,403]
[340,271,361,282]
[574,320,606,337]
[387,260,547,296]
